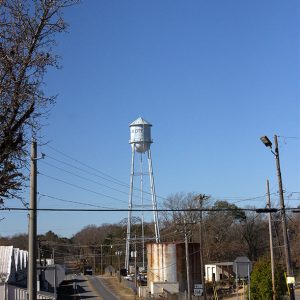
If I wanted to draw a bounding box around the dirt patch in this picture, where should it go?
[99,276,136,300]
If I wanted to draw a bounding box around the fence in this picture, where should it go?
[0,284,55,300]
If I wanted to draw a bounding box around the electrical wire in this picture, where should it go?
[1,207,293,212]
[43,153,130,189]
[38,193,113,209]
[39,159,153,203]
[42,147,274,205]
[38,172,128,205]
[42,150,168,202]
[278,136,300,139]
[44,144,127,186]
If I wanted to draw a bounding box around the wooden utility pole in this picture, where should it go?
[134,235,137,288]
[28,140,37,300]
[267,179,276,300]
[100,244,103,275]
[117,251,121,282]
[93,248,96,275]
[274,135,295,300]
[195,194,207,300]
[184,218,191,300]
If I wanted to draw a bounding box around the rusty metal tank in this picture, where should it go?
[147,242,201,292]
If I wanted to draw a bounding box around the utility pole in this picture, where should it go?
[100,244,103,275]
[184,219,191,300]
[260,135,295,300]
[93,248,96,275]
[28,139,37,300]
[274,135,295,300]
[52,248,55,264]
[134,235,137,289]
[110,244,113,267]
[267,179,276,300]
[195,195,207,300]
[116,251,122,282]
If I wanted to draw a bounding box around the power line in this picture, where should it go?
[38,172,128,205]
[229,193,277,204]
[2,207,293,212]
[44,144,127,186]
[41,146,292,207]
[42,150,168,202]
[278,136,300,139]
[43,153,130,189]
[37,193,162,211]
[44,147,272,205]
[38,193,113,209]
[40,160,152,203]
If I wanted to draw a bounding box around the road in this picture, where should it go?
[59,274,120,300]
[86,276,120,300]
[296,288,300,300]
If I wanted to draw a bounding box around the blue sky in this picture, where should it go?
[2,0,300,237]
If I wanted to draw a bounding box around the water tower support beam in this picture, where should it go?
[140,153,145,269]
[147,149,160,243]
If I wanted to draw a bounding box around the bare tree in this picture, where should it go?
[0,0,78,202]
[239,211,269,261]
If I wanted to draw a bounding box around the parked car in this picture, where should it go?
[123,274,133,281]
[83,266,93,275]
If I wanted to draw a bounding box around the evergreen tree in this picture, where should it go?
[250,258,287,300]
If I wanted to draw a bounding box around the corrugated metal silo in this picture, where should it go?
[147,242,201,293]
[147,243,177,283]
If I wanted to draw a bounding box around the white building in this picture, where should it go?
[0,246,28,284]
[205,262,234,282]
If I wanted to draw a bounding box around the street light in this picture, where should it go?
[260,135,295,300]
[260,136,272,148]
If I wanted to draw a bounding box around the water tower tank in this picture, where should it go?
[129,117,152,153]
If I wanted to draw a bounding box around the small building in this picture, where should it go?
[0,246,28,285]
[205,262,234,282]
[105,265,115,276]
[205,258,252,283]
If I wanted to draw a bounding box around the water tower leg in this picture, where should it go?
[147,149,160,243]
[125,146,135,271]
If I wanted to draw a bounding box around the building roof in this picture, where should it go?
[129,117,152,127]
[216,262,233,266]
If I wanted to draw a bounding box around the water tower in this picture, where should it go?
[125,117,160,271]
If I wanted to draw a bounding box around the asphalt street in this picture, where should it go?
[86,276,120,300]
[60,274,120,300]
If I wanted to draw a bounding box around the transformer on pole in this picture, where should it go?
[125,117,160,271]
